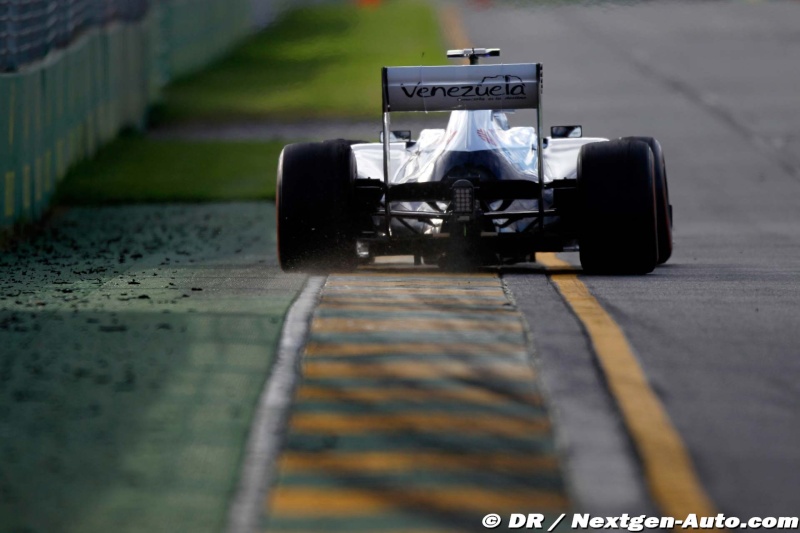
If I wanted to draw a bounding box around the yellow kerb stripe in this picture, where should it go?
[319,296,510,306]
[348,270,496,278]
[303,360,533,381]
[280,451,558,473]
[326,279,499,287]
[317,302,519,314]
[297,385,541,406]
[538,253,720,523]
[270,487,568,516]
[306,341,524,357]
[289,412,549,437]
[317,296,519,316]
[311,317,523,334]
[325,287,502,296]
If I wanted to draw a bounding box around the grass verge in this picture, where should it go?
[56,1,444,205]
[158,0,443,123]
[56,136,285,205]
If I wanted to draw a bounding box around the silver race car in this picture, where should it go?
[277,48,672,273]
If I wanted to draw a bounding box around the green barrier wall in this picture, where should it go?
[0,0,251,230]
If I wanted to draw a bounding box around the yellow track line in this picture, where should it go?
[537,253,721,525]
[440,4,471,51]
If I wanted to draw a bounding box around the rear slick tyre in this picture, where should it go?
[277,141,358,272]
[577,139,659,274]
[622,136,672,264]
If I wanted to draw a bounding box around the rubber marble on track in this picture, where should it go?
[0,203,305,533]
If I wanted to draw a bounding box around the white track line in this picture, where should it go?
[225,276,326,533]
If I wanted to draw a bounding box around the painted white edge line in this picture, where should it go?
[225,275,326,533]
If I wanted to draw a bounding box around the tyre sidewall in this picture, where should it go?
[577,139,659,274]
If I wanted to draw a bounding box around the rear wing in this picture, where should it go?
[379,58,546,235]
[381,63,541,113]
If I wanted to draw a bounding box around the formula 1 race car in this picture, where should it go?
[277,48,672,273]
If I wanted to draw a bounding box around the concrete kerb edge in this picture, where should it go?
[498,273,583,510]
[225,275,326,533]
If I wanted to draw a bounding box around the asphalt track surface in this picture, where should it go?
[453,0,800,519]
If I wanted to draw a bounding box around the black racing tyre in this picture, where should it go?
[622,136,672,264]
[277,140,358,272]
[327,138,369,146]
[577,139,659,274]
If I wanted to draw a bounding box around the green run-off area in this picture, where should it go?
[55,136,285,205]
[159,0,443,122]
[0,203,305,533]
[55,0,443,206]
